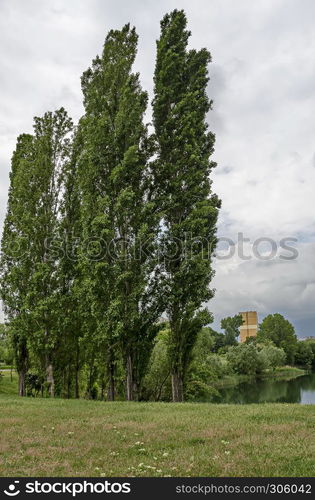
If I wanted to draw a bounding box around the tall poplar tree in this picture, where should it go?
[25,108,73,397]
[56,126,84,398]
[153,10,220,401]
[79,24,160,400]
[0,134,35,395]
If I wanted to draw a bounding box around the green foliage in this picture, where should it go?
[259,344,286,370]
[227,344,261,376]
[227,341,289,376]
[186,327,226,400]
[295,341,314,369]
[209,314,243,353]
[79,24,161,401]
[304,340,315,369]
[153,9,220,401]
[0,326,14,366]
[142,328,171,401]
[0,11,221,402]
[257,314,298,364]
[220,314,243,346]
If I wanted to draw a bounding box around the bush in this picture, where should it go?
[295,342,314,369]
[25,373,43,397]
[184,328,228,400]
[305,340,315,369]
[142,329,171,401]
[90,382,99,400]
[257,313,298,364]
[185,353,226,401]
[226,344,260,376]
[259,345,286,370]
[256,348,270,373]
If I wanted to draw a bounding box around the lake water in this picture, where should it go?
[212,372,315,404]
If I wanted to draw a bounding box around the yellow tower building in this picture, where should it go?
[239,311,258,343]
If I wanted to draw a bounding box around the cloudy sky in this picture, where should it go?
[0,0,314,336]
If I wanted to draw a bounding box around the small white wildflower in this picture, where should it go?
[224,450,230,455]
[162,452,168,457]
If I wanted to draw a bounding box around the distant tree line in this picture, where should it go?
[1,305,313,401]
[0,10,220,402]
[126,314,315,402]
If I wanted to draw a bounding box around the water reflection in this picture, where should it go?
[212,372,315,404]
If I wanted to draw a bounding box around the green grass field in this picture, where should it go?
[0,372,314,477]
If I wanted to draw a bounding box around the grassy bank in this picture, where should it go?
[0,372,314,477]
[214,366,306,390]
[261,366,307,380]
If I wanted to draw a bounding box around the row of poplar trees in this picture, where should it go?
[0,10,220,402]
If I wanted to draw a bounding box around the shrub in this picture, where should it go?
[185,353,225,401]
[226,344,260,376]
[259,345,286,370]
[295,342,314,369]
[305,340,315,369]
[142,329,171,401]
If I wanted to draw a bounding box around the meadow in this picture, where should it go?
[0,372,314,477]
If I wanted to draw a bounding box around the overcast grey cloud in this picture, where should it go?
[0,0,314,336]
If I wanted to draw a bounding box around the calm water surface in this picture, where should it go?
[212,372,315,404]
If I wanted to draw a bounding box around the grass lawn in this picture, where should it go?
[0,372,314,477]
[0,370,18,396]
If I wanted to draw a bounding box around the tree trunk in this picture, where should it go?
[171,372,184,402]
[67,366,71,399]
[46,362,55,397]
[75,369,79,399]
[132,380,139,402]
[126,354,134,401]
[88,365,93,399]
[18,337,28,396]
[18,370,26,397]
[75,346,80,398]
[107,361,115,401]
[156,372,170,401]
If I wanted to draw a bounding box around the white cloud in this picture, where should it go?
[211,242,315,336]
